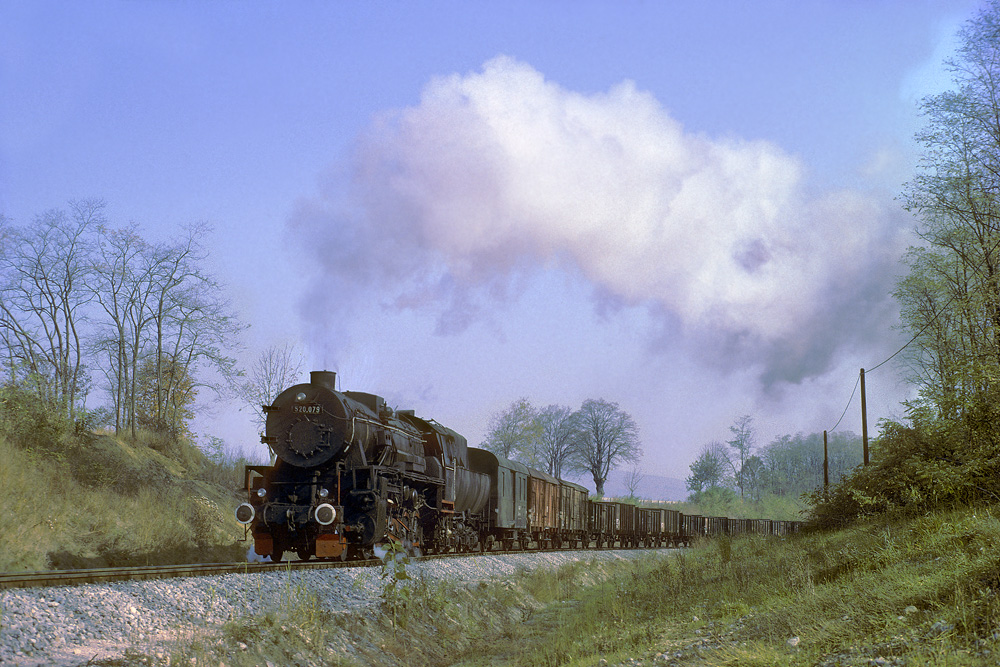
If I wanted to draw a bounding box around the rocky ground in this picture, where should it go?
[0,549,665,666]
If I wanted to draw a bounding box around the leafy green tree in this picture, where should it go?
[808,417,1000,528]
[481,397,541,464]
[686,485,739,515]
[760,431,862,497]
[685,441,729,494]
[726,414,756,499]
[741,455,766,501]
[898,0,1000,421]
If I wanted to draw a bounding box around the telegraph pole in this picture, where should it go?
[823,430,829,491]
[860,368,869,466]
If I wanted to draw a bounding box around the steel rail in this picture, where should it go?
[0,558,377,591]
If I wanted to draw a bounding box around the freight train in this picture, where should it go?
[236,371,801,562]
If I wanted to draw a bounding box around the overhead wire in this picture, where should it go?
[828,374,860,433]
[827,294,958,431]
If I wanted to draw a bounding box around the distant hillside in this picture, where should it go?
[569,468,688,501]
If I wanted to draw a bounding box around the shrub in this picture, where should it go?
[808,413,1000,528]
[0,384,73,453]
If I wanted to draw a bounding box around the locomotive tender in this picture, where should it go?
[236,371,801,561]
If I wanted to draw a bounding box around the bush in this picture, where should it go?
[0,384,74,453]
[808,412,1000,528]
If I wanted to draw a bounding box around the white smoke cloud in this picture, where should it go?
[293,55,906,382]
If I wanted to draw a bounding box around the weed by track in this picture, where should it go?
[153,504,1000,667]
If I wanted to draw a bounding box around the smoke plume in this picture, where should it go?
[291,55,906,384]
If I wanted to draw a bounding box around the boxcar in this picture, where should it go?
[637,507,658,547]
[467,448,529,550]
[619,503,638,547]
[638,507,680,548]
[589,501,613,547]
[663,508,681,546]
[591,501,635,548]
[679,513,701,546]
[527,467,560,547]
[558,480,588,548]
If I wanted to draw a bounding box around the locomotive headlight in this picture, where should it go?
[256,488,267,498]
[296,392,307,401]
[314,503,336,526]
[235,503,255,524]
[318,487,329,499]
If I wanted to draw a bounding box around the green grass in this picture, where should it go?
[155,503,1000,666]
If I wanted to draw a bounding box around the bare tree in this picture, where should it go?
[480,397,541,464]
[0,200,104,418]
[572,398,642,498]
[156,265,244,429]
[134,223,242,432]
[624,463,644,499]
[90,220,243,438]
[90,223,156,435]
[238,343,303,431]
[535,404,579,479]
[0,202,244,442]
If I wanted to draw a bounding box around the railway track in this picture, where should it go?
[0,545,674,591]
[0,558,378,591]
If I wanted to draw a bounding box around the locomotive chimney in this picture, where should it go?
[310,370,337,391]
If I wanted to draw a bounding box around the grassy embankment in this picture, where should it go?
[0,412,255,571]
[161,503,1000,667]
[674,492,808,523]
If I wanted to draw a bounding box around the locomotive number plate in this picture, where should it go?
[293,404,321,415]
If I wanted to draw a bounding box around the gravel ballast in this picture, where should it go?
[1,549,669,666]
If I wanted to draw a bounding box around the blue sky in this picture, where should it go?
[0,1,984,482]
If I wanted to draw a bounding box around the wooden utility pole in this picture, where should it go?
[860,368,869,466]
[823,430,829,491]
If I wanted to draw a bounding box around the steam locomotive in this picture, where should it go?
[236,371,800,562]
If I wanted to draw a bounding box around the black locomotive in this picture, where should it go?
[236,371,801,561]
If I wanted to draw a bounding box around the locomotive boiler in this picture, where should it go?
[236,371,490,561]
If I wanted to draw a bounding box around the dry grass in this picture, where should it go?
[0,431,249,571]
